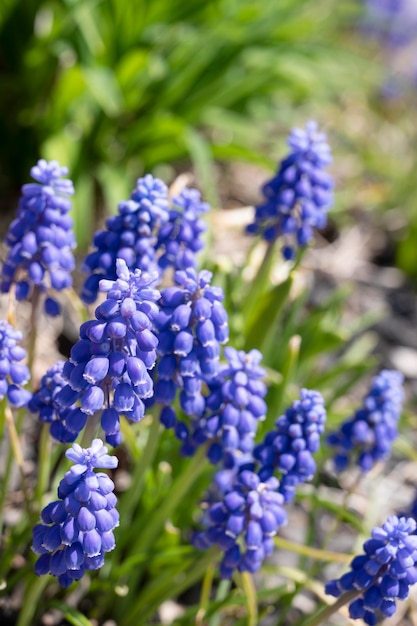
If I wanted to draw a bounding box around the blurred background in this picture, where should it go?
[1,0,417,277]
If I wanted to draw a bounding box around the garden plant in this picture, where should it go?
[1,117,417,626]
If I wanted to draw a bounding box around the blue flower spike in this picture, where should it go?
[0,320,32,408]
[327,370,404,473]
[178,347,267,465]
[254,389,327,503]
[1,160,75,316]
[154,267,229,426]
[56,259,160,445]
[247,121,333,260]
[81,175,169,303]
[32,439,119,587]
[193,468,287,578]
[326,516,417,625]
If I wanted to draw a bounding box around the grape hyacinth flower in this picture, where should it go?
[363,0,417,48]
[1,160,75,316]
[246,121,333,260]
[81,175,169,303]
[327,370,404,473]
[154,268,229,428]
[178,348,267,466]
[28,361,79,443]
[156,187,210,272]
[0,320,31,407]
[56,259,160,446]
[254,389,327,503]
[193,468,287,578]
[32,439,119,587]
[325,516,417,625]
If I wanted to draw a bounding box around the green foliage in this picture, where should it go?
[1,0,360,244]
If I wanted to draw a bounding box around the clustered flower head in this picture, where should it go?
[0,320,31,408]
[364,0,417,47]
[327,369,404,473]
[28,360,79,443]
[254,389,327,503]
[157,187,210,272]
[178,348,267,466]
[56,259,160,445]
[326,516,417,625]
[1,160,75,316]
[154,267,229,426]
[193,468,287,579]
[32,439,119,588]
[246,121,333,260]
[81,175,169,303]
[193,387,327,577]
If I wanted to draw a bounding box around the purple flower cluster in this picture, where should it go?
[32,439,119,587]
[56,259,160,445]
[1,160,75,316]
[157,187,209,272]
[154,268,228,424]
[193,469,287,578]
[327,369,404,473]
[254,389,327,503]
[326,516,417,625]
[364,0,417,47]
[177,348,267,465]
[246,121,333,260]
[28,361,79,443]
[0,320,31,408]
[81,175,169,303]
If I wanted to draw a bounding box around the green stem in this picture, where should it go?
[239,571,258,626]
[301,589,361,626]
[35,423,52,507]
[27,287,41,374]
[242,240,275,323]
[273,535,352,564]
[124,549,218,626]
[118,415,161,542]
[16,575,50,626]
[120,446,208,617]
[267,334,301,422]
[80,411,101,448]
[196,562,215,626]
[305,471,362,582]
[131,445,207,556]
[209,579,231,626]
[4,406,31,516]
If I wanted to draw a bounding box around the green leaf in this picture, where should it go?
[244,275,293,351]
[82,66,123,117]
[184,127,219,206]
[49,602,93,626]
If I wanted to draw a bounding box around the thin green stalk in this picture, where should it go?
[124,549,218,626]
[0,432,15,541]
[131,445,207,555]
[239,571,258,626]
[300,589,361,626]
[196,562,215,626]
[119,446,208,617]
[27,287,41,374]
[209,579,231,626]
[16,575,50,626]
[4,406,31,516]
[242,240,275,323]
[117,414,161,544]
[273,535,352,564]
[35,423,52,507]
[305,471,362,582]
[80,411,101,447]
[266,334,301,423]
